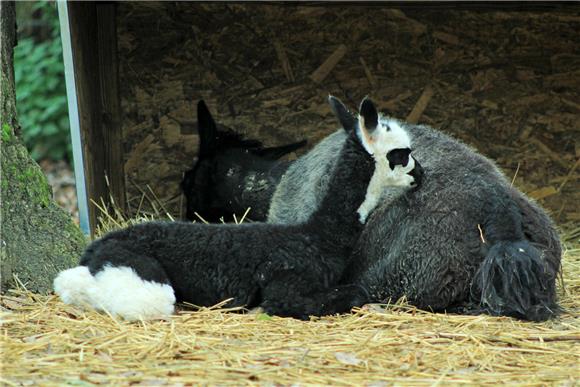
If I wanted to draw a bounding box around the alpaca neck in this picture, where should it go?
[306,135,374,251]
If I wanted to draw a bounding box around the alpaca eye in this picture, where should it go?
[386,148,411,170]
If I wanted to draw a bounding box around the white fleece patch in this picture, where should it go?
[356,117,416,223]
[54,266,99,307]
[54,265,176,321]
[357,156,416,223]
[357,117,412,157]
[90,266,176,321]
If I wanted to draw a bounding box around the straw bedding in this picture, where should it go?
[2,242,578,385]
[4,4,579,385]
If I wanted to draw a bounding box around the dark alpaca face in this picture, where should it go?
[182,151,250,223]
[180,100,253,222]
[181,100,306,222]
[182,144,289,223]
[181,157,226,222]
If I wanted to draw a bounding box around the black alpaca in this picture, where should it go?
[54,97,423,320]
[181,100,306,222]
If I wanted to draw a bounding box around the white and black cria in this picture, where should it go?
[54,97,423,321]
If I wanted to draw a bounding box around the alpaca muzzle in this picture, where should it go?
[408,158,424,189]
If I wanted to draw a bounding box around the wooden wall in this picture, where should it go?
[67,2,125,233]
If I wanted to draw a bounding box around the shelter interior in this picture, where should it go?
[68,2,580,230]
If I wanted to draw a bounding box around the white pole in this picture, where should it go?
[57,1,90,235]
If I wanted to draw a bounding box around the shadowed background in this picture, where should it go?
[115,3,579,228]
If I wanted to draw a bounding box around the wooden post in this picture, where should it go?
[96,4,126,215]
[60,1,125,235]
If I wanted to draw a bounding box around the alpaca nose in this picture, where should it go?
[408,159,424,189]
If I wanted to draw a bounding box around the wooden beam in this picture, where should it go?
[96,3,126,215]
[64,1,125,235]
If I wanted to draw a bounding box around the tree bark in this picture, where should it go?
[1,1,86,293]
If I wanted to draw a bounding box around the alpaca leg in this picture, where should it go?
[300,284,370,317]
[260,282,370,320]
[54,263,176,321]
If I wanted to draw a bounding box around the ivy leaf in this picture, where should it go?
[256,313,273,321]
[14,2,71,161]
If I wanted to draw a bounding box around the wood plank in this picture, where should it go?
[406,85,434,124]
[67,1,104,235]
[309,44,347,83]
[96,3,126,214]
[66,2,125,235]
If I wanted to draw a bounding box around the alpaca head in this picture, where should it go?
[358,97,421,188]
[329,96,421,187]
[182,100,233,222]
[182,100,306,222]
[329,96,423,222]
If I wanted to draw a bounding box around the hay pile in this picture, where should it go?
[2,244,578,385]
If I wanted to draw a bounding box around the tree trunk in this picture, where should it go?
[1,1,86,293]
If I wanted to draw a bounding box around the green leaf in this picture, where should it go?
[14,2,70,161]
[256,313,273,321]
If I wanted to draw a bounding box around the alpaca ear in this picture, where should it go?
[356,97,384,155]
[359,97,379,134]
[197,100,217,157]
[328,95,358,133]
